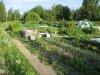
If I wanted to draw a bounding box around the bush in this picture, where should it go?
[65,26,84,39]
[47,26,58,34]
[82,27,95,34]
[7,21,22,33]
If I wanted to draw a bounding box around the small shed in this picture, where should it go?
[21,29,38,40]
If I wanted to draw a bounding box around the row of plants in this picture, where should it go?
[19,38,82,75]
[0,31,39,75]
[35,38,100,75]
[45,37,100,59]
[61,37,100,54]
[18,36,100,75]
[43,38,100,74]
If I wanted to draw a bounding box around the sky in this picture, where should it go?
[3,0,83,14]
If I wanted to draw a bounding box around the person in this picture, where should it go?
[65,51,73,60]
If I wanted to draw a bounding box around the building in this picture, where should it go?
[21,29,38,40]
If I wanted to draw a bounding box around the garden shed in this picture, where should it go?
[21,29,38,40]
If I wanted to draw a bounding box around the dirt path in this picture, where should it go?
[12,38,56,75]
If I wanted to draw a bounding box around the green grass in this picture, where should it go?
[0,29,39,75]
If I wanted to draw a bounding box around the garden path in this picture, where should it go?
[12,38,56,75]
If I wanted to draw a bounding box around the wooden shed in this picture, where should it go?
[21,29,38,40]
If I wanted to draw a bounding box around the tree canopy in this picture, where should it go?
[0,1,6,22]
[77,0,100,20]
[25,12,42,22]
[0,0,100,22]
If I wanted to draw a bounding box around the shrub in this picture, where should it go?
[7,21,22,33]
[65,26,84,39]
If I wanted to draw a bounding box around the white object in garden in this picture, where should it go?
[91,38,100,42]
[40,25,48,28]
[77,21,90,28]
[40,32,50,38]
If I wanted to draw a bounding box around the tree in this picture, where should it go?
[0,1,6,22]
[30,6,44,18]
[54,4,64,20]
[79,0,100,20]
[7,8,13,21]
[96,5,100,20]
[63,6,70,20]
[25,12,42,22]
[13,10,21,21]
[54,4,71,20]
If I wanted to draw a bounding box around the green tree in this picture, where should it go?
[54,4,71,20]
[7,8,13,21]
[54,4,64,20]
[13,10,21,21]
[30,6,44,18]
[95,5,100,20]
[63,6,70,20]
[79,0,100,20]
[25,12,42,22]
[0,1,6,22]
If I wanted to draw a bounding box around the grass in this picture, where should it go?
[0,27,39,75]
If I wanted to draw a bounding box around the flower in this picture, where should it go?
[16,60,21,64]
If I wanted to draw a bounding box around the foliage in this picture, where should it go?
[0,1,6,22]
[25,12,42,22]
[7,8,21,21]
[12,10,21,21]
[30,6,44,18]
[7,8,14,21]
[6,21,23,36]
[54,4,70,20]
[82,27,96,34]
[77,0,100,20]
[47,26,59,34]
